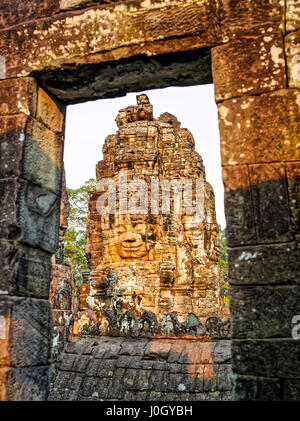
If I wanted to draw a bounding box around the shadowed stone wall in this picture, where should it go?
[0,0,299,401]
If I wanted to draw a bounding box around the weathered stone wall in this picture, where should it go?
[50,264,78,360]
[49,335,231,401]
[0,0,299,401]
[49,167,78,362]
[0,77,65,400]
[211,2,300,400]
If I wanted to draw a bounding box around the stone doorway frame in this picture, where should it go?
[0,0,299,401]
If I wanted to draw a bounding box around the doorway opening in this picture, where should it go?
[62,85,228,302]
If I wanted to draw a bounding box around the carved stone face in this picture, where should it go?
[114,220,148,259]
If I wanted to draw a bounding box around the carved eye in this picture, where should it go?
[134,223,145,234]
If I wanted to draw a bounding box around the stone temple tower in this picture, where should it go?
[83,94,225,323]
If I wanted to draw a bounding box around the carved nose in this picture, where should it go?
[124,232,136,242]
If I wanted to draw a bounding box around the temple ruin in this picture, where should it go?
[1,0,299,402]
[48,95,232,401]
[75,94,227,332]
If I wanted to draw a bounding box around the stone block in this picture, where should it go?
[198,342,214,365]
[249,163,291,243]
[151,370,168,392]
[218,90,300,166]
[286,162,300,233]
[0,240,52,298]
[228,240,300,285]
[148,390,162,401]
[85,358,101,377]
[115,355,133,368]
[0,114,63,194]
[0,0,60,29]
[59,353,76,371]
[212,340,231,364]
[222,165,256,246]
[232,373,281,401]
[205,391,222,400]
[50,268,74,311]
[286,0,300,32]
[123,368,137,390]
[212,28,286,102]
[0,77,37,116]
[0,178,19,239]
[283,378,300,400]
[65,337,99,355]
[141,360,154,370]
[22,117,63,195]
[193,374,204,392]
[232,339,300,378]
[96,377,110,399]
[98,360,116,378]
[172,373,195,393]
[0,296,52,368]
[167,340,185,363]
[0,115,27,179]
[230,285,300,339]
[81,376,98,397]
[220,0,284,39]
[69,373,84,391]
[178,342,195,364]
[136,369,152,391]
[18,180,60,253]
[203,364,217,392]
[54,370,73,389]
[73,355,92,373]
[191,392,206,401]
[15,245,52,299]
[36,87,65,134]
[0,1,217,80]
[220,390,232,400]
[107,374,125,399]
[119,339,148,356]
[285,30,300,89]
[0,366,49,401]
[145,340,172,359]
[152,361,167,371]
[93,340,122,359]
[124,356,141,369]
[123,390,138,401]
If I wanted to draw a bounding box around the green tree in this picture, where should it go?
[218,225,229,306]
[64,178,97,284]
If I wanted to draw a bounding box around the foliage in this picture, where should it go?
[218,225,229,306]
[64,178,97,284]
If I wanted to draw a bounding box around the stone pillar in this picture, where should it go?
[0,77,65,400]
[212,3,300,400]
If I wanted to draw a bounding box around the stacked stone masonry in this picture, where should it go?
[0,0,299,401]
[50,336,232,401]
[0,76,65,401]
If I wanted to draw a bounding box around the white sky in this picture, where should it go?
[64,84,225,227]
